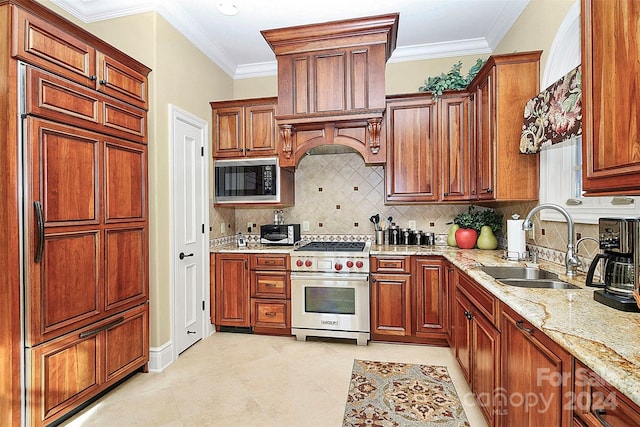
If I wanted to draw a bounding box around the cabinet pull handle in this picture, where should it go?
[99,79,107,85]
[486,187,493,193]
[89,75,97,81]
[515,320,535,334]
[264,282,277,287]
[464,310,474,320]
[264,260,276,264]
[79,316,125,339]
[34,201,44,263]
[593,409,613,427]
[265,312,277,316]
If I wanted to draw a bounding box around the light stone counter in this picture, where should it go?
[212,242,640,406]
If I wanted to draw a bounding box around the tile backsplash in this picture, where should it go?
[210,151,600,268]
[223,152,472,238]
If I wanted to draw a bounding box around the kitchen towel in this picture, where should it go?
[507,218,526,260]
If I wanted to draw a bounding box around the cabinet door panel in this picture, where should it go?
[475,71,495,200]
[13,5,95,86]
[104,305,148,381]
[96,52,148,109]
[582,0,640,194]
[415,258,447,336]
[440,94,474,201]
[28,331,100,426]
[32,232,100,343]
[213,107,244,157]
[29,119,99,226]
[245,104,277,154]
[370,273,411,336]
[453,291,472,382]
[386,98,438,202]
[501,307,572,427]
[105,228,147,311]
[215,254,250,327]
[102,101,147,141]
[472,311,500,426]
[104,140,146,222]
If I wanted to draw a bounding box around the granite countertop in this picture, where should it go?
[212,243,640,406]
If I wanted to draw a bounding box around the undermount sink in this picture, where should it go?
[479,266,559,280]
[479,266,579,290]
[497,279,580,290]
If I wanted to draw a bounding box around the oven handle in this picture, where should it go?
[290,272,369,282]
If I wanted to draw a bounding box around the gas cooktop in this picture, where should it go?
[295,241,367,252]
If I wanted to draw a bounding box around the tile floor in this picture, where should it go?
[60,333,488,427]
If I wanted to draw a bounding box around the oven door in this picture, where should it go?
[290,272,370,333]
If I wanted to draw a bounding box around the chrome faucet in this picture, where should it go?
[522,204,581,277]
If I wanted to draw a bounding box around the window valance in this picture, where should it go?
[519,64,582,154]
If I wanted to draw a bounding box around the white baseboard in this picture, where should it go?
[148,341,174,372]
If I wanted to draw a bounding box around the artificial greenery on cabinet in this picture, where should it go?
[418,58,486,99]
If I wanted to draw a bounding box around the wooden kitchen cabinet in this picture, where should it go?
[467,51,541,201]
[215,253,251,328]
[453,270,500,426]
[250,253,291,335]
[370,256,412,338]
[4,2,151,425]
[27,303,148,427]
[26,66,147,143]
[414,257,448,342]
[385,94,439,203]
[574,360,640,426]
[370,255,447,345]
[13,5,148,109]
[581,0,640,195]
[440,93,475,201]
[500,303,573,427]
[211,98,278,158]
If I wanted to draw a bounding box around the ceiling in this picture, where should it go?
[48,0,530,79]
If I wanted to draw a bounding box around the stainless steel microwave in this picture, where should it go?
[214,158,281,204]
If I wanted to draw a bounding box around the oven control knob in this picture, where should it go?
[346,261,354,268]
[335,263,343,271]
[305,260,312,267]
[356,261,364,268]
[296,259,303,267]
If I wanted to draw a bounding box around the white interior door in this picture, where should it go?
[170,105,209,356]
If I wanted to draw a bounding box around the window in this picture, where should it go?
[539,138,639,224]
[538,0,639,223]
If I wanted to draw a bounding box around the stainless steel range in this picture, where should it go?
[290,241,371,345]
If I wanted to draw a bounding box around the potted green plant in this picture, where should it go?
[418,58,486,100]
[451,206,503,249]
[452,206,482,249]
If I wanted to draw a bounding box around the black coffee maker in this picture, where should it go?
[586,218,639,312]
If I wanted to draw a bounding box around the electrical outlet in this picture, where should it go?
[220,222,225,233]
[303,221,310,232]
[408,220,416,230]
[247,222,253,233]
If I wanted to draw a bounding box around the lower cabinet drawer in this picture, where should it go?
[251,299,290,330]
[27,304,149,427]
[574,360,640,426]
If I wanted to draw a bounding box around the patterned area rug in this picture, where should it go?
[343,360,470,427]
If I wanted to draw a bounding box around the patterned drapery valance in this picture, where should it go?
[519,65,582,154]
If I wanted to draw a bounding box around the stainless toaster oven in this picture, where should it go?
[260,224,301,245]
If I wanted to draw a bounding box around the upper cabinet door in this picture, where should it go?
[440,93,475,201]
[12,5,95,86]
[244,103,277,155]
[96,52,149,110]
[582,0,640,195]
[385,95,439,203]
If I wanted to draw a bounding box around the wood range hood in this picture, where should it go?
[261,13,399,168]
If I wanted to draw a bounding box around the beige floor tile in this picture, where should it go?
[61,332,488,427]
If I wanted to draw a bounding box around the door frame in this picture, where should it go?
[169,104,211,362]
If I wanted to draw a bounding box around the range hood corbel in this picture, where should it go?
[262,13,398,168]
